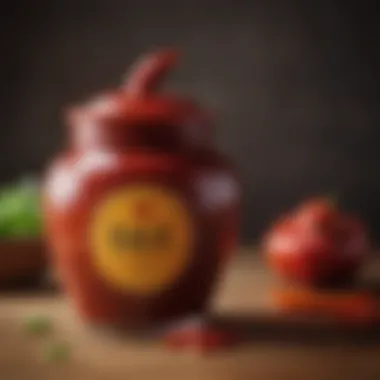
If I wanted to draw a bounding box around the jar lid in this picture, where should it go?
[68,49,208,128]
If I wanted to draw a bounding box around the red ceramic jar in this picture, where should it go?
[43,49,241,328]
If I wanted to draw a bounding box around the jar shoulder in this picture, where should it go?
[43,148,240,209]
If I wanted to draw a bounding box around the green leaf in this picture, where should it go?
[45,342,71,363]
[24,315,53,336]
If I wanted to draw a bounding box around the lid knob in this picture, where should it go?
[124,49,179,95]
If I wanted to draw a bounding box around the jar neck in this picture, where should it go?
[70,121,213,152]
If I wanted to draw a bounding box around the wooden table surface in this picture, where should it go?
[1,252,380,380]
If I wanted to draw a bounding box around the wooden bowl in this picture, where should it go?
[0,238,46,286]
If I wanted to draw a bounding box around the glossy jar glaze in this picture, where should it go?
[43,50,241,328]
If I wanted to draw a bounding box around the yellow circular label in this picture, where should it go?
[90,185,193,295]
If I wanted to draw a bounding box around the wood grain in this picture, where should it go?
[1,252,380,380]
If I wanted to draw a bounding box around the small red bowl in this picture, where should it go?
[0,238,46,287]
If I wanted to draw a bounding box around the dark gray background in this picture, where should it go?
[1,0,379,243]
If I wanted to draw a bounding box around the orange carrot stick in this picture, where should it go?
[272,288,377,324]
